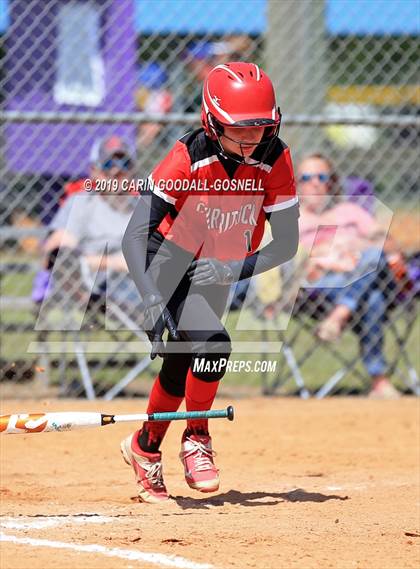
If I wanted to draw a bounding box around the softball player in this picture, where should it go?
[121,62,299,502]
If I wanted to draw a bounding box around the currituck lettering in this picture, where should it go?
[196,202,257,233]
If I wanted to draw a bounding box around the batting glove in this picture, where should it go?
[188,258,235,286]
[142,294,179,359]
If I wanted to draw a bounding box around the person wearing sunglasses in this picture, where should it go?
[297,153,401,399]
[38,136,140,313]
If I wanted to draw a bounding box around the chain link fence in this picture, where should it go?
[0,0,419,398]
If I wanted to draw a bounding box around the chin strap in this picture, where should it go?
[215,141,246,165]
[207,111,281,167]
[214,130,279,167]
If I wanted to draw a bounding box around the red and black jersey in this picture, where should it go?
[148,129,297,261]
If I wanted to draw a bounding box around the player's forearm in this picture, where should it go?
[230,204,299,281]
[230,234,298,280]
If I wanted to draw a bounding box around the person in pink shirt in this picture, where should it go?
[298,153,400,398]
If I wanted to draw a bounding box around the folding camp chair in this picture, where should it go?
[256,256,419,397]
[33,249,152,400]
[256,178,419,397]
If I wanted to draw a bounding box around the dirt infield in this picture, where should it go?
[1,397,419,569]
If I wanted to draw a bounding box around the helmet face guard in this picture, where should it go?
[208,109,282,165]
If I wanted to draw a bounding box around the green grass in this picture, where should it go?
[1,304,418,396]
[223,309,420,393]
[1,250,419,395]
[2,272,34,297]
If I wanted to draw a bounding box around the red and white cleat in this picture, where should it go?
[120,431,169,503]
[179,431,219,493]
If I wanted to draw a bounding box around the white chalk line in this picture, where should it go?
[0,533,213,569]
[0,515,115,530]
[0,517,213,569]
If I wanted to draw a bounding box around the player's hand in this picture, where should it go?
[188,258,235,286]
[143,294,179,359]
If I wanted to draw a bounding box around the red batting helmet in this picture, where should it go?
[201,62,280,133]
[201,62,281,163]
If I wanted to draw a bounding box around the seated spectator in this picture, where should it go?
[35,136,141,319]
[297,153,402,398]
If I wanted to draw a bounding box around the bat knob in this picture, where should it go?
[227,405,234,421]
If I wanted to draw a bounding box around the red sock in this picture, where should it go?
[185,369,219,434]
[138,375,183,452]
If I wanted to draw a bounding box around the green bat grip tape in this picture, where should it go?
[149,406,234,422]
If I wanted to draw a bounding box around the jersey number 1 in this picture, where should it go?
[244,230,252,253]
